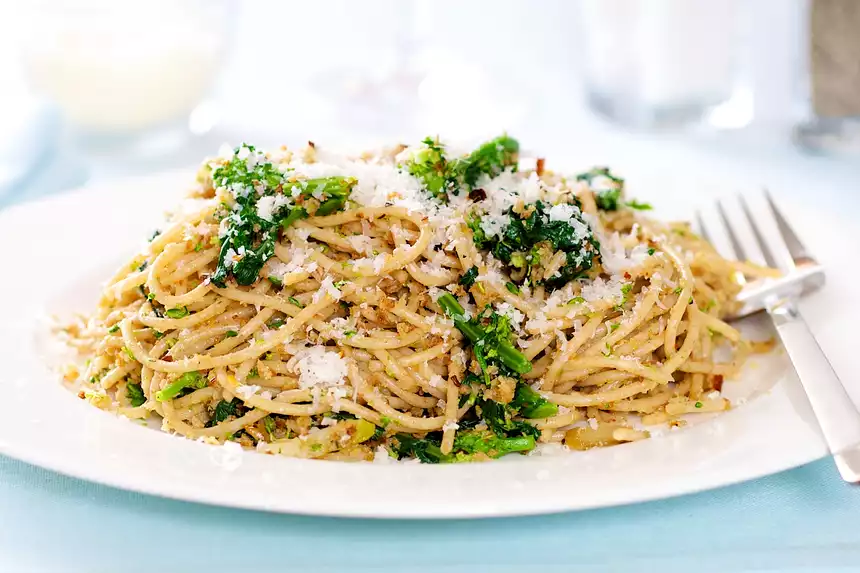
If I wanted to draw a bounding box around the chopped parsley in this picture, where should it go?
[288,296,305,309]
[224,330,239,338]
[505,282,521,295]
[107,324,120,334]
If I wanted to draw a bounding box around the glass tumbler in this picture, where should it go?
[579,0,747,130]
[19,0,232,160]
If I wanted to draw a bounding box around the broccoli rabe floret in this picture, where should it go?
[459,135,520,188]
[576,166,624,211]
[400,135,520,200]
[473,395,543,438]
[458,266,479,288]
[510,383,558,418]
[402,137,459,199]
[211,144,356,286]
[436,294,532,380]
[389,429,535,463]
[468,201,600,290]
[125,381,146,407]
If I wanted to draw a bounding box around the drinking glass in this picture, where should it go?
[19,0,233,164]
[579,0,749,130]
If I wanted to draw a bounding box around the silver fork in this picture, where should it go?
[696,190,860,483]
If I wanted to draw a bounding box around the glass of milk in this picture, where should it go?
[579,0,748,130]
[19,0,231,158]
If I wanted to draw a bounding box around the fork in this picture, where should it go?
[696,190,860,483]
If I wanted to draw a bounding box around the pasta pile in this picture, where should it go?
[59,136,775,462]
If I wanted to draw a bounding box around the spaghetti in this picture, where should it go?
[59,136,776,462]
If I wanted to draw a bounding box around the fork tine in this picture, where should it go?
[695,205,740,261]
[765,190,810,262]
[740,191,797,273]
[693,211,711,242]
[717,196,769,267]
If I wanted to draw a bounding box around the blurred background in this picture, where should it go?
[0,0,858,201]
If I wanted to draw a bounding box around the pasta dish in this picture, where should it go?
[59,135,774,463]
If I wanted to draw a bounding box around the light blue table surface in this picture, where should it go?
[3,138,860,573]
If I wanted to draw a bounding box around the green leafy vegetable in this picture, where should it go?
[577,167,624,211]
[165,307,189,319]
[401,137,459,199]
[126,382,146,407]
[452,430,535,458]
[399,135,520,201]
[505,282,521,295]
[155,371,207,402]
[458,135,520,189]
[287,296,305,309]
[475,397,541,439]
[225,330,239,338]
[208,398,240,426]
[469,201,600,290]
[211,144,356,287]
[263,416,276,438]
[390,433,446,463]
[626,199,652,211]
[436,293,531,378]
[509,383,559,419]
[459,266,479,288]
[107,324,120,334]
[389,428,535,464]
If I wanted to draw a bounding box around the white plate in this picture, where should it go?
[0,169,855,519]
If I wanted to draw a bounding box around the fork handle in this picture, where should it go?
[770,298,860,457]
